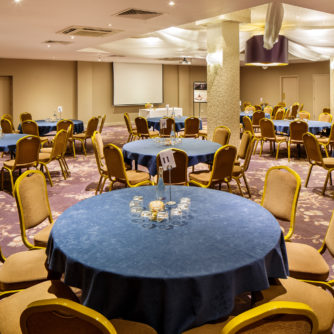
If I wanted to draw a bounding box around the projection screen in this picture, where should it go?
[113,63,163,106]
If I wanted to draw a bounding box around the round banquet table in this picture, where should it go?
[18,119,84,136]
[273,120,331,135]
[122,138,221,175]
[0,133,26,152]
[147,116,202,132]
[47,186,288,334]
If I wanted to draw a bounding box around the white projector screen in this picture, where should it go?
[113,63,163,106]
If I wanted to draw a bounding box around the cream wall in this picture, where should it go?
[240,61,330,111]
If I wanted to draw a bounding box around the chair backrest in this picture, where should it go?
[277,101,286,107]
[159,117,175,137]
[124,113,134,134]
[242,116,254,135]
[274,108,285,120]
[261,166,301,224]
[92,131,105,173]
[156,149,188,185]
[299,103,304,112]
[184,117,200,136]
[326,123,334,144]
[0,117,14,133]
[303,132,324,166]
[242,136,255,172]
[260,118,276,139]
[254,105,262,111]
[20,298,117,334]
[15,135,41,166]
[211,145,237,184]
[221,301,318,334]
[135,117,150,137]
[242,101,252,109]
[271,105,280,118]
[57,119,74,136]
[85,117,99,137]
[99,114,106,133]
[323,107,330,114]
[245,105,255,112]
[252,111,265,126]
[237,131,253,160]
[299,111,311,120]
[14,170,53,249]
[51,130,67,159]
[212,126,231,146]
[263,106,273,117]
[290,120,308,141]
[290,103,300,118]
[103,144,127,182]
[20,112,32,123]
[318,112,332,123]
[22,120,39,136]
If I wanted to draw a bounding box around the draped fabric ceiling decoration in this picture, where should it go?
[79,3,334,65]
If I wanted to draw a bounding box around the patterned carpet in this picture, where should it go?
[1,123,334,281]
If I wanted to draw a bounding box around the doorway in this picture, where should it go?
[280,76,299,107]
[0,76,13,118]
[313,74,330,120]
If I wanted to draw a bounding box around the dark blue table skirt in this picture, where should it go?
[273,120,331,135]
[122,138,221,175]
[47,186,288,334]
[147,117,202,132]
[18,119,84,136]
[0,133,27,152]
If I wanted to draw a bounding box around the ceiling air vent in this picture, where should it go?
[43,40,72,46]
[114,8,162,20]
[58,26,120,37]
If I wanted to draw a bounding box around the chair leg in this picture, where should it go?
[305,164,314,187]
[100,177,107,194]
[8,169,14,196]
[81,139,87,156]
[235,177,243,197]
[226,181,232,193]
[62,157,70,175]
[259,141,264,156]
[242,173,251,198]
[108,180,114,191]
[322,170,331,195]
[95,175,103,195]
[71,141,76,158]
[58,159,67,180]
[288,142,291,162]
[253,139,259,155]
[40,163,53,187]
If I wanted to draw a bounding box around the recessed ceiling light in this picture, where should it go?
[108,23,112,27]
[168,1,175,6]
[70,36,75,40]
[47,44,51,48]
[14,0,21,3]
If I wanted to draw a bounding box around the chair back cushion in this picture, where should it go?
[242,116,254,134]
[20,112,32,123]
[319,113,332,123]
[213,126,231,146]
[303,133,323,165]
[16,136,41,166]
[290,121,308,141]
[57,120,74,136]
[274,108,285,120]
[184,117,200,136]
[238,131,252,160]
[252,111,265,126]
[159,118,175,137]
[0,118,13,133]
[52,130,67,159]
[135,117,150,136]
[22,120,39,136]
[103,144,127,181]
[212,145,237,182]
[85,117,99,137]
[260,119,275,139]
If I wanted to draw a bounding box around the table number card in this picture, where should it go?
[159,149,176,171]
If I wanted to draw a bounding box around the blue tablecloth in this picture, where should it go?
[240,112,270,124]
[123,138,221,175]
[47,186,288,334]
[0,133,26,152]
[18,119,84,136]
[147,117,202,132]
[273,120,331,135]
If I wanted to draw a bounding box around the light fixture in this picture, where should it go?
[180,57,191,65]
[245,35,288,67]
[168,0,175,6]
[14,0,21,3]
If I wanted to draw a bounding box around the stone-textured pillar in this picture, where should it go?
[207,21,240,146]
[330,57,334,113]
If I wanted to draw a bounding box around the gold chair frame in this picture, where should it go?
[319,123,334,157]
[124,113,138,142]
[288,120,308,161]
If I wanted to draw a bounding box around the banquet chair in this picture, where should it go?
[285,210,334,293]
[189,145,237,191]
[124,113,138,142]
[212,126,231,146]
[232,132,255,197]
[20,112,32,123]
[288,102,300,119]
[159,117,175,137]
[92,131,109,194]
[277,101,286,107]
[288,120,308,161]
[303,132,334,196]
[259,118,288,159]
[254,277,334,334]
[299,103,304,112]
[263,105,273,118]
[323,107,330,114]
[0,244,48,298]
[1,135,41,194]
[20,298,158,334]
[99,114,106,134]
[299,111,311,120]
[179,117,200,138]
[13,170,54,249]
[252,110,265,132]
[0,117,15,133]
[156,148,188,185]
[221,301,318,334]
[0,280,79,334]
[274,108,285,120]
[261,166,301,241]
[271,105,280,119]
[135,116,159,139]
[254,104,262,111]
[244,105,255,112]
[242,116,261,154]
[56,119,76,157]
[318,112,332,123]
[318,123,334,157]
[72,116,99,155]
[38,129,69,186]
[103,143,153,190]
[242,101,252,109]
[2,114,19,133]
[21,120,49,147]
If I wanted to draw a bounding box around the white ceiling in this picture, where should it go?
[0,0,334,64]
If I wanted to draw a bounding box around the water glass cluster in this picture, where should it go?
[152,136,182,146]
[129,196,191,230]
